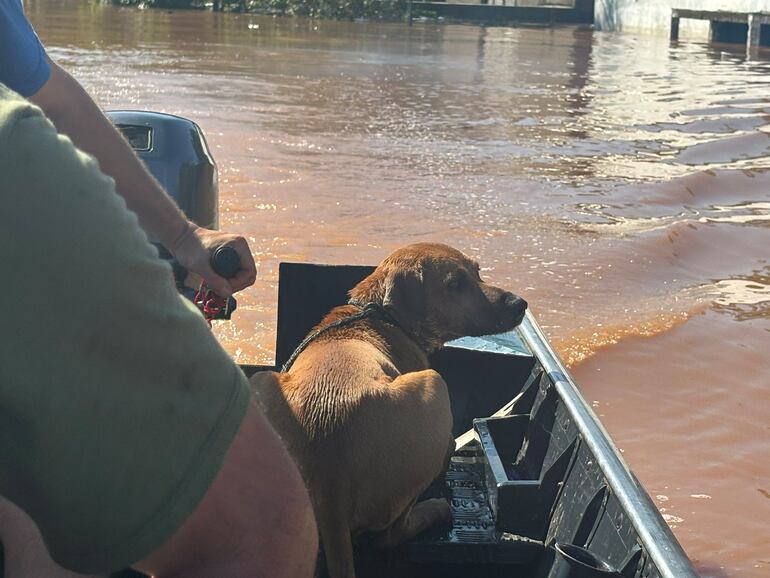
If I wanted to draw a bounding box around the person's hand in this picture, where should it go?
[169,224,257,297]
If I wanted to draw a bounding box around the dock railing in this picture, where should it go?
[671,8,770,58]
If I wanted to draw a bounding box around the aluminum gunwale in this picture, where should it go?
[518,311,698,578]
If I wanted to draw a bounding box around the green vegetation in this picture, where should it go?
[106,0,409,19]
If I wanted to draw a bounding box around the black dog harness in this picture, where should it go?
[280,300,406,372]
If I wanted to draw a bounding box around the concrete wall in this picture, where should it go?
[595,0,770,36]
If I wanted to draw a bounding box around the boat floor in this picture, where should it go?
[349,446,544,578]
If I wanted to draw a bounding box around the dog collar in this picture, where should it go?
[347,299,417,341]
[348,299,426,356]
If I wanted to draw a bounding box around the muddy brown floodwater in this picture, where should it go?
[26,1,770,575]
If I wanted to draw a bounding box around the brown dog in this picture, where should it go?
[250,243,527,578]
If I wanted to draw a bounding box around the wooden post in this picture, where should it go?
[747,14,761,59]
[670,12,680,41]
[407,0,413,26]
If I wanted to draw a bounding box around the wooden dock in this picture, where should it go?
[670,8,770,58]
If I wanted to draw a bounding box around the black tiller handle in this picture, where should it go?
[211,245,240,279]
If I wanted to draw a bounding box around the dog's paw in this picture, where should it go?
[422,498,452,525]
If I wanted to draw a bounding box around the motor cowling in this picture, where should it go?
[107,110,235,320]
[106,110,219,238]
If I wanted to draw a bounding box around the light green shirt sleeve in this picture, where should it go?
[0,85,250,573]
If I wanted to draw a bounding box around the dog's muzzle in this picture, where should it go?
[502,292,528,317]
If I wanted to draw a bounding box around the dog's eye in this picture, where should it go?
[446,274,464,291]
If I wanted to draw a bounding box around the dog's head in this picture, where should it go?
[349,243,527,352]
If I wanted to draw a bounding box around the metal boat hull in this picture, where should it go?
[237,262,698,578]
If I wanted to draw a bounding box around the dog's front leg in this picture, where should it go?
[372,498,451,549]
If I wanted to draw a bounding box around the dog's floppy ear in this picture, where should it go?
[382,267,425,336]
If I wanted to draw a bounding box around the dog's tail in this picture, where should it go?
[315,491,356,578]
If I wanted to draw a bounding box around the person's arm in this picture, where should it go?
[134,399,318,578]
[28,58,256,297]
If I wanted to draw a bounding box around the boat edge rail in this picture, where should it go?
[518,310,699,578]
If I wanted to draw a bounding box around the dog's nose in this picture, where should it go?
[502,293,527,315]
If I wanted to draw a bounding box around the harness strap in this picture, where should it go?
[280,301,398,372]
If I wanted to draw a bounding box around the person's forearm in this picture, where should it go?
[29,59,190,250]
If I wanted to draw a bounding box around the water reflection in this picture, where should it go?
[711,267,770,321]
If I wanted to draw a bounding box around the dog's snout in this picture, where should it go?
[502,292,527,315]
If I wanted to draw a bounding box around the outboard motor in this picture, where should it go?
[107,110,235,320]
[106,110,218,236]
